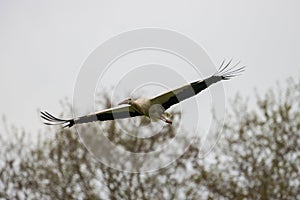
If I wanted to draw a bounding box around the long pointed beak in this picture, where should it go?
[118,99,130,105]
[160,115,172,124]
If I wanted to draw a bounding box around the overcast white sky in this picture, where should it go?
[0,0,299,133]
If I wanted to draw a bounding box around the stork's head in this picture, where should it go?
[118,97,133,105]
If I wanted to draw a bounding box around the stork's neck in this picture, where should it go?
[131,98,151,115]
[130,100,143,114]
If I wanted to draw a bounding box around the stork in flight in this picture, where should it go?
[41,60,245,128]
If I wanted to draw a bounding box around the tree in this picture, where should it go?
[0,77,299,199]
[189,77,300,199]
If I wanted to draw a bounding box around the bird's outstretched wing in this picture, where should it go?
[40,105,142,128]
[151,60,245,110]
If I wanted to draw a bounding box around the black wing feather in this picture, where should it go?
[151,60,245,110]
[40,111,74,128]
[94,105,142,121]
[40,105,143,128]
[159,80,208,110]
[76,105,142,124]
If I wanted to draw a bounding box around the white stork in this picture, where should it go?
[41,60,245,128]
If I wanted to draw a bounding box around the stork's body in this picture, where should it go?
[131,98,152,116]
[40,60,245,128]
[122,98,172,124]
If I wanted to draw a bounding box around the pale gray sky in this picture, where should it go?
[0,0,299,133]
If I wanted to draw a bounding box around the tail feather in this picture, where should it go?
[40,111,74,128]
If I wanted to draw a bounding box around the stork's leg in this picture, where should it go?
[160,113,172,124]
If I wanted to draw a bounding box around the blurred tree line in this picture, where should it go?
[0,77,299,199]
